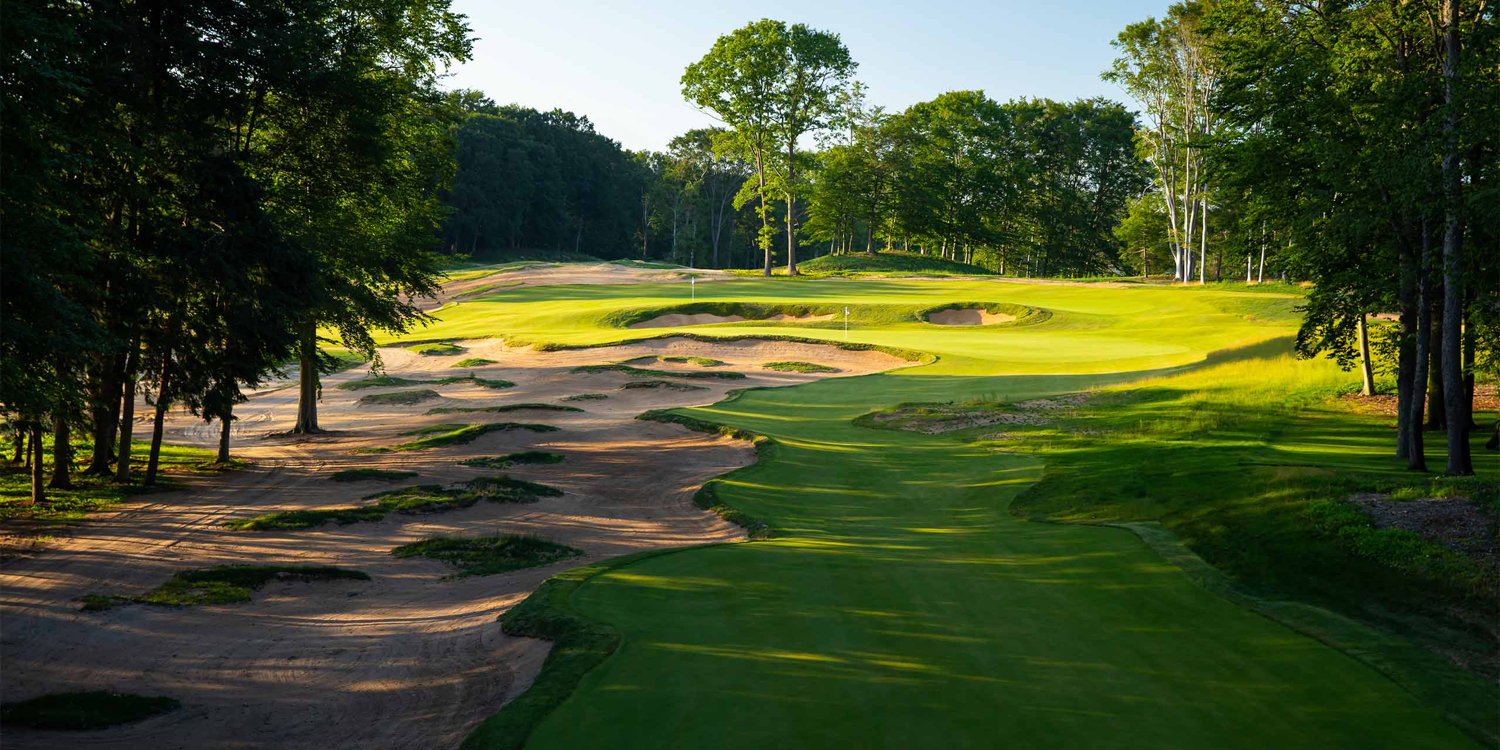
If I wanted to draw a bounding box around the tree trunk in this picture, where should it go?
[217,403,233,464]
[144,359,172,487]
[48,411,72,490]
[1357,313,1375,397]
[1395,243,1416,459]
[785,142,799,277]
[10,427,24,464]
[1426,305,1445,431]
[1407,225,1434,471]
[29,424,44,505]
[1439,0,1471,475]
[86,352,124,474]
[293,323,321,434]
[1463,313,1476,427]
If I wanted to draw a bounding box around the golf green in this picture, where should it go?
[387,278,1477,749]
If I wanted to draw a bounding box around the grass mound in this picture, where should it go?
[80,565,369,610]
[561,393,609,401]
[357,389,440,406]
[427,403,583,415]
[328,469,419,482]
[620,380,709,392]
[338,374,514,392]
[393,534,581,578]
[620,355,724,367]
[0,691,180,731]
[453,357,498,367]
[223,477,564,531]
[408,342,464,356]
[571,363,743,380]
[354,422,557,454]
[794,251,992,276]
[761,361,837,373]
[460,451,566,469]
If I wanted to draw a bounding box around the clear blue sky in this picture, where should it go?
[444,1,1170,152]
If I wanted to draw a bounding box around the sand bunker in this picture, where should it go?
[0,331,905,750]
[926,308,1015,326]
[630,312,835,329]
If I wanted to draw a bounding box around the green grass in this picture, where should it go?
[338,374,514,392]
[354,422,558,454]
[364,274,1488,748]
[792,250,994,276]
[408,342,464,356]
[80,565,369,610]
[453,357,499,367]
[459,451,566,469]
[760,361,837,373]
[619,380,709,392]
[0,691,180,730]
[328,468,419,482]
[222,477,564,531]
[561,393,609,401]
[570,363,744,380]
[356,389,441,406]
[393,534,582,577]
[1,439,226,522]
[426,403,583,415]
[620,355,725,367]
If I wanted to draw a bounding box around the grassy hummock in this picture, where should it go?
[393,534,581,577]
[408,342,464,356]
[619,355,724,367]
[223,477,564,531]
[338,373,514,392]
[80,565,369,610]
[460,451,567,469]
[426,403,583,415]
[353,422,557,454]
[0,691,181,731]
[571,363,743,380]
[453,357,499,367]
[357,389,440,406]
[761,361,838,373]
[328,468,419,483]
[619,380,709,392]
[561,393,609,401]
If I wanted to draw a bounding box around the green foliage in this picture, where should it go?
[353,422,558,454]
[392,534,581,577]
[452,358,499,367]
[81,566,369,609]
[426,403,583,415]
[570,364,744,380]
[357,389,441,406]
[794,252,991,276]
[0,440,221,522]
[408,342,464,356]
[328,469,419,483]
[459,451,566,469]
[760,361,837,373]
[0,691,180,731]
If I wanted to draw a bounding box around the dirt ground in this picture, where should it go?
[0,330,902,748]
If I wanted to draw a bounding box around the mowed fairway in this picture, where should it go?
[388,275,1476,749]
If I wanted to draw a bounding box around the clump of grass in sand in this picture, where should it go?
[222,477,564,531]
[393,534,581,578]
[357,389,441,406]
[762,361,838,373]
[338,374,514,392]
[452,357,498,367]
[426,403,583,415]
[571,363,743,380]
[353,422,558,454]
[79,565,369,610]
[0,691,181,730]
[619,355,725,367]
[561,393,609,401]
[328,468,419,482]
[460,451,566,469]
[408,342,464,356]
[620,380,709,392]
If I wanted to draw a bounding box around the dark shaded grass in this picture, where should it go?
[357,389,440,406]
[339,374,514,392]
[1,691,180,731]
[79,565,369,610]
[460,451,566,469]
[328,469,419,482]
[409,342,464,356]
[570,363,744,380]
[426,403,583,415]
[561,393,609,401]
[353,422,558,454]
[222,477,563,531]
[619,380,709,392]
[392,534,581,577]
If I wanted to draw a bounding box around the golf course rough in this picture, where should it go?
[380,279,1481,749]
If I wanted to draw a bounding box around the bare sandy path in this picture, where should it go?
[0,332,901,749]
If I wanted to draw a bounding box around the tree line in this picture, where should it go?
[2,0,471,502]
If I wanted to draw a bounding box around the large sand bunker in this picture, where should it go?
[0,333,905,750]
[926,307,1015,326]
[631,312,835,329]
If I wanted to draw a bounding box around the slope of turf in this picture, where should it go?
[381,277,1483,748]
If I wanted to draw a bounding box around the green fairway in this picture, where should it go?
[388,277,1483,749]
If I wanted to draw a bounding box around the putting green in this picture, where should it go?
[386,277,1476,748]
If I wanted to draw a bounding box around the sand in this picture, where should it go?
[926,308,1015,326]
[0,331,903,750]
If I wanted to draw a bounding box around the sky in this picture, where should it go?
[443,1,1171,152]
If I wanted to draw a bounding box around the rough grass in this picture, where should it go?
[560,393,609,401]
[426,403,583,415]
[357,389,441,406]
[761,361,837,373]
[328,468,419,483]
[409,342,464,356]
[619,380,709,392]
[453,358,499,367]
[338,374,514,392]
[222,477,564,531]
[80,565,369,610]
[460,451,566,469]
[570,363,743,380]
[394,534,582,578]
[0,439,225,523]
[0,691,180,731]
[353,422,557,454]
